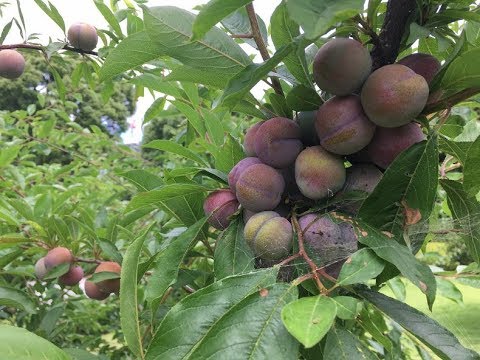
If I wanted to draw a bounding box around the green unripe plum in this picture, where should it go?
[243,121,265,156]
[236,163,285,212]
[85,279,110,300]
[34,257,47,280]
[244,211,293,260]
[313,38,372,95]
[299,214,358,278]
[203,189,239,230]
[361,64,429,127]
[59,265,84,286]
[94,261,121,294]
[315,95,375,155]
[228,157,262,192]
[254,117,303,168]
[44,247,73,270]
[296,111,319,146]
[67,23,99,51]
[367,123,425,169]
[0,50,25,79]
[397,53,441,84]
[295,146,346,200]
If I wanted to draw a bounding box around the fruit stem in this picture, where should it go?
[245,3,284,97]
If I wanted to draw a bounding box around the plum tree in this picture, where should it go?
[296,111,319,146]
[34,258,47,280]
[313,38,372,95]
[235,163,285,212]
[397,53,441,84]
[295,146,346,200]
[254,117,303,168]
[367,123,425,169]
[67,23,99,51]
[228,157,262,192]
[84,279,110,300]
[315,95,376,155]
[59,265,84,286]
[203,189,239,230]
[361,64,429,127]
[244,211,292,260]
[0,50,25,79]
[94,262,121,294]
[243,121,265,156]
[44,247,73,270]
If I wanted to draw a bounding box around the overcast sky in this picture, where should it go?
[1,0,280,143]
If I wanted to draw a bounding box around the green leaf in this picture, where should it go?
[144,6,251,73]
[120,227,152,359]
[337,248,385,286]
[286,84,322,111]
[0,325,70,359]
[145,268,282,359]
[358,288,479,360]
[281,295,337,348]
[269,93,292,118]
[0,249,23,268]
[359,137,438,248]
[119,170,164,192]
[99,31,164,81]
[33,0,65,32]
[464,135,480,197]
[0,234,30,247]
[44,262,71,280]
[89,271,121,283]
[221,8,268,50]
[191,0,252,41]
[439,47,480,92]
[202,111,224,146]
[0,19,14,45]
[94,0,123,39]
[436,278,463,304]
[143,97,166,124]
[143,140,207,166]
[439,136,472,164]
[0,286,37,314]
[286,0,364,40]
[131,74,182,98]
[354,220,436,309]
[271,3,311,85]
[126,183,209,213]
[213,134,245,173]
[0,145,21,167]
[332,296,362,320]
[219,43,296,108]
[440,180,480,264]
[323,326,378,360]
[358,306,393,352]
[50,67,66,102]
[166,66,230,88]
[214,218,254,279]
[145,218,208,303]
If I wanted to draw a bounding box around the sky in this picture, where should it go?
[1,0,281,143]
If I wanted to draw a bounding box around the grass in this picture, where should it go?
[382,280,480,354]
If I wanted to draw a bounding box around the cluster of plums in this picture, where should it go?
[34,247,121,300]
[0,22,98,80]
[204,38,440,273]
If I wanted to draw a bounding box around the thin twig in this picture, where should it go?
[0,43,98,56]
[245,3,284,96]
[74,257,101,264]
[231,33,253,39]
[354,15,381,48]
[291,214,328,294]
[423,88,480,114]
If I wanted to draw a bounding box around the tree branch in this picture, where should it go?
[370,0,417,70]
[422,88,480,114]
[0,43,98,56]
[245,3,284,96]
